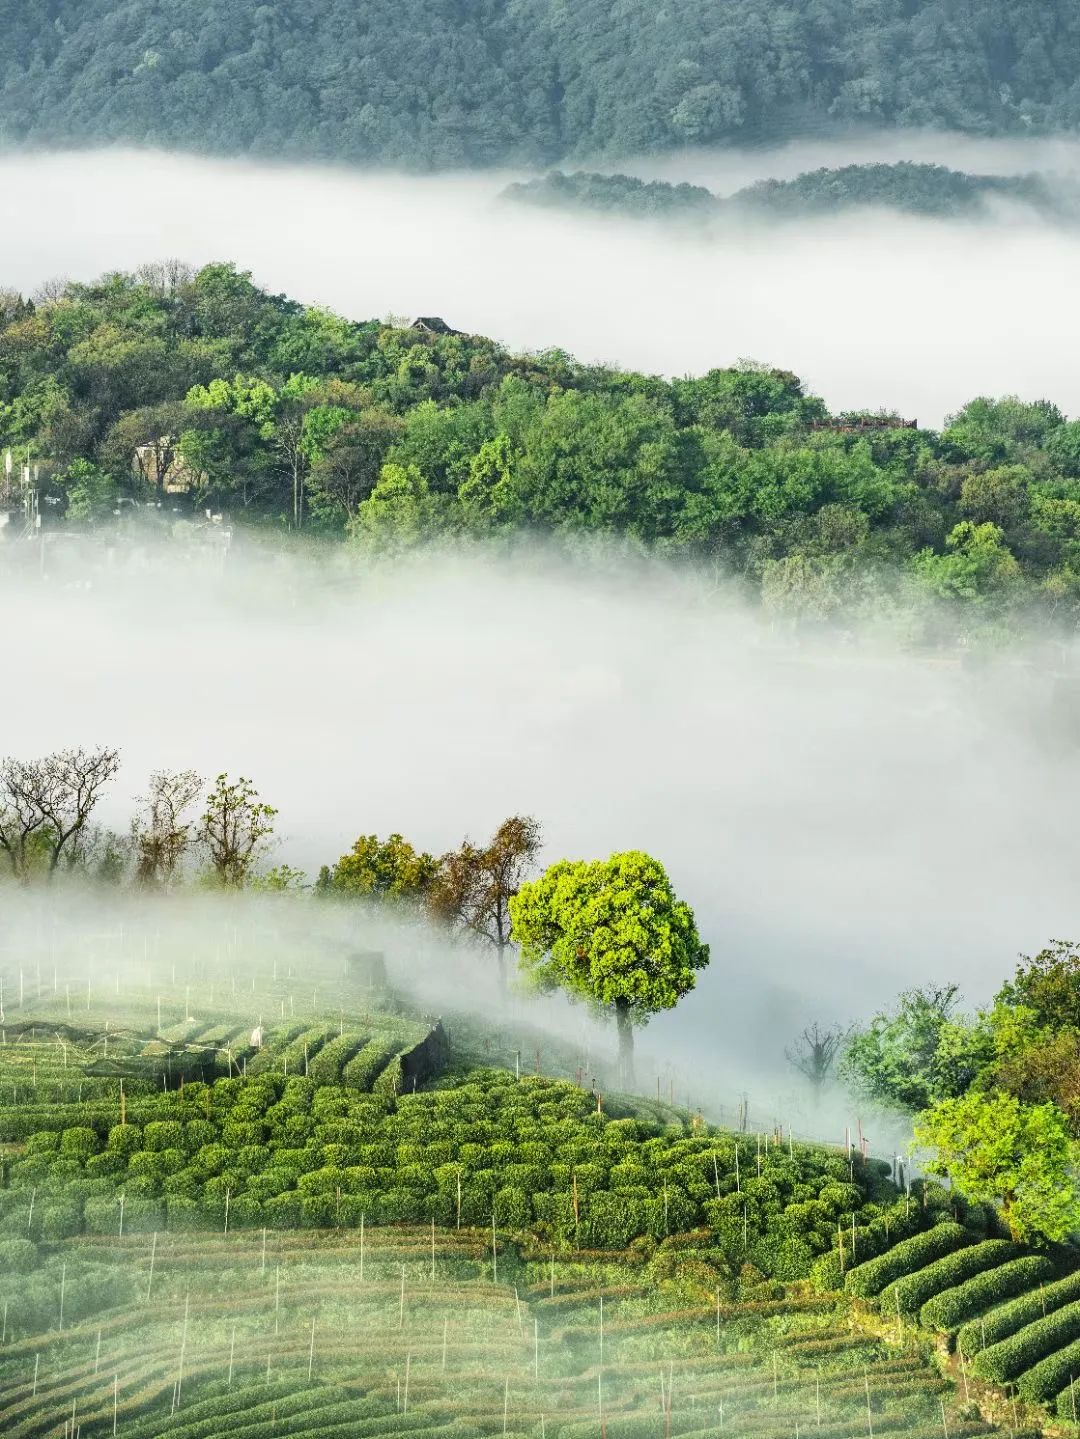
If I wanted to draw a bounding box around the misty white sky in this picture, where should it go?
[2,139,1080,426]
[4,548,1078,1093]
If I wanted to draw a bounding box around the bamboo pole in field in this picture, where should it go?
[713,1154,721,1199]
[400,1264,406,1328]
[599,1295,604,1366]
[113,1374,118,1437]
[308,1317,316,1381]
[275,1266,281,1335]
[32,1353,39,1397]
[864,1373,873,1438]
[58,1262,66,1331]
[442,1317,448,1372]
[534,1317,539,1380]
[147,1232,157,1301]
[959,1350,970,1403]
[360,1213,365,1281]
[492,1216,498,1283]
[939,1398,948,1439]
[176,1294,190,1408]
[404,1352,411,1414]
[431,1220,436,1282]
[228,1324,236,1387]
[503,1375,509,1435]
[95,1330,101,1374]
[261,1226,267,1276]
[716,1288,721,1347]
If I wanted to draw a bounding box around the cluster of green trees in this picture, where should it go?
[6,264,1080,629]
[2,0,1078,167]
[842,944,1080,1243]
[0,1066,904,1278]
[506,164,1066,224]
[1,749,709,1068]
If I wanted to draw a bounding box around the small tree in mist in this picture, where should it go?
[316,832,437,903]
[132,769,203,890]
[785,1022,847,1103]
[0,746,121,881]
[198,774,277,888]
[509,850,709,1084]
[429,815,542,991]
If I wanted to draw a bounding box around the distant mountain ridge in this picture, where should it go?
[1,0,1079,169]
[504,163,1077,223]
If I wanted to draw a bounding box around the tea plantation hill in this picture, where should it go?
[0,964,1072,1436]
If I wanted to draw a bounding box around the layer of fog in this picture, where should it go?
[3,146,1080,425]
[2,543,1079,1138]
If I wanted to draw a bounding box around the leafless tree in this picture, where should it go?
[429,815,542,990]
[0,746,121,880]
[132,769,203,889]
[786,1022,848,1101]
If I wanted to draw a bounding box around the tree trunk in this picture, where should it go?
[615,997,635,1086]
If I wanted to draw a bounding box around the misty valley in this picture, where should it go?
[6,1,1080,1436]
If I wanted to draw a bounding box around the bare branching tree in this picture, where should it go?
[786,1022,848,1101]
[132,769,203,890]
[429,815,542,989]
[0,746,121,881]
[198,774,277,888]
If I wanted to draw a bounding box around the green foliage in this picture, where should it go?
[2,5,1079,167]
[510,851,709,1045]
[319,833,438,903]
[914,1091,1080,1242]
[844,1222,968,1298]
[920,1255,1056,1335]
[841,985,990,1113]
[972,1300,1080,1384]
[879,1240,1021,1317]
[956,1268,1080,1357]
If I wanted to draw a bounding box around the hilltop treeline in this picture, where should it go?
[1,0,1079,168]
[4,262,1080,626]
[506,164,1065,224]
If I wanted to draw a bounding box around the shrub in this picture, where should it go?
[958,1268,1080,1357]
[880,1240,1021,1316]
[921,1256,1056,1335]
[0,1237,37,1271]
[845,1222,968,1298]
[972,1300,1080,1384]
[144,1120,185,1152]
[1017,1334,1080,1403]
[60,1127,98,1158]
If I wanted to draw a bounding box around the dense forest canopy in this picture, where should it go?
[1,0,1080,168]
[5,262,1080,633]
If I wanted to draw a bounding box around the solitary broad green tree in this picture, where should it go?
[509,851,709,1082]
[914,1090,1080,1243]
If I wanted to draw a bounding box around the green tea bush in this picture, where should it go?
[1017,1334,1080,1403]
[880,1240,1021,1316]
[343,1041,395,1091]
[972,1300,1080,1383]
[958,1269,1080,1356]
[845,1222,968,1298]
[921,1256,1055,1335]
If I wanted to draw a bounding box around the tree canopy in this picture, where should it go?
[2,2,1079,168]
[509,851,709,1080]
[8,263,1080,636]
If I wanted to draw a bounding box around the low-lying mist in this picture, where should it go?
[3,143,1080,425]
[2,540,1078,1117]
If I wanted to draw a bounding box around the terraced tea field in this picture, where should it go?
[0,1226,1017,1439]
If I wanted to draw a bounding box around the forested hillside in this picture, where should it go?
[1,0,1079,168]
[5,263,1080,630]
